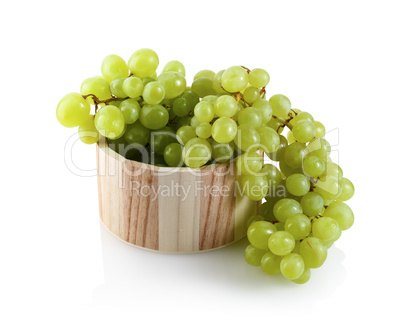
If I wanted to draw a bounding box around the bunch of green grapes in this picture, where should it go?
[56,48,355,284]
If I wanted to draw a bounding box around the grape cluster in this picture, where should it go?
[56,48,355,284]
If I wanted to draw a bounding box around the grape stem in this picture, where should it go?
[273,116,293,131]
[240,66,251,73]
[82,94,129,113]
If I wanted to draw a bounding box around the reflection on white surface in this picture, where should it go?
[92,221,347,313]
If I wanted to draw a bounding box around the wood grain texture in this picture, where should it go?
[97,137,258,253]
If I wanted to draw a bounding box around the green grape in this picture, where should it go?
[314,175,342,200]
[158,71,187,99]
[163,142,183,167]
[139,104,169,130]
[269,94,291,118]
[299,237,327,268]
[211,69,227,94]
[110,78,127,98]
[323,201,354,230]
[258,198,280,222]
[124,120,150,146]
[292,119,316,143]
[182,137,212,168]
[312,217,341,242]
[78,116,100,144]
[213,95,238,117]
[150,126,177,155]
[279,159,302,177]
[273,198,303,223]
[252,99,273,124]
[176,125,196,145]
[292,111,314,124]
[236,151,263,175]
[190,116,200,128]
[122,77,144,99]
[306,137,331,158]
[196,122,212,139]
[56,92,91,128]
[300,192,324,217]
[194,101,214,123]
[142,81,165,105]
[128,48,159,78]
[142,76,156,87]
[211,140,234,163]
[181,91,200,110]
[337,178,355,201]
[303,154,326,177]
[162,60,185,76]
[257,126,280,153]
[238,174,269,201]
[120,99,140,124]
[280,253,305,280]
[260,251,282,275]
[211,117,238,143]
[287,130,295,144]
[234,125,260,151]
[247,220,277,250]
[267,135,288,161]
[94,105,125,140]
[101,54,129,83]
[191,77,215,98]
[325,162,343,179]
[292,267,311,284]
[202,95,218,105]
[267,118,284,133]
[194,70,215,80]
[80,76,112,104]
[243,86,260,104]
[260,164,282,188]
[284,214,311,240]
[221,66,249,93]
[249,68,270,88]
[244,244,267,267]
[238,107,262,128]
[286,173,310,196]
[284,142,306,168]
[314,121,326,138]
[172,97,190,117]
[268,231,295,256]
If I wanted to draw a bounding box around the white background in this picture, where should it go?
[1,0,401,323]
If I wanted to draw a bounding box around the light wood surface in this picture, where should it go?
[96,137,258,253]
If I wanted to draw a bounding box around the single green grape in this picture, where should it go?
[325,161,343,179]
[211,140,234,163]
[163,142,183,167]
[247,220,277,250]
[292,119,316,143]
[110,78,127,98]
[260,164,282,188]
[286,173,310,196]
[337,178,355,201]
[299,237,327,268]
[191,77,216,98]
[101,54,129,83]
[303,154,326,178]
[268,231,295,256]
[260,251,282,275]
[196,122,212,139]
[249,68,270,88]
[94,105,125,140]
[238,107,262,128]
[273,198,303,223]
[269,94,291,118]
[300,192,324,217]
[284,142,306,168]
[56,92,91,128]
[238,174,269,201]
[162,60,185,76]
[120,99,141,124]
[139,104,169,130]
[124,121,150,146]
[236,151,263,175]
[221,66,249,93]
[78,115,100,144]
[279,159,303,177]
[252,99,273,124]
[314,175,342,200]
[194,101,214,123]
[176,125,197,145]
[312,217,341,242]
[142,81,165,105]
[280,253,305,280]
[182,137,212,168]
[149,126,177,155]
[80,76,111,104]
[128,48,159,78]
[257,126,280,153]
[267,135,288,161]
[158,71,187,99]
[211,117,238,143]
[172,97,191,117]
[181,91,200,110]
[258,198,281,222]
[211,69,227,94]
[244,244,267,267]
[214,95,238,117]
[194,70,215,80]
[292,267,311,284]
[234,125,260,151]
[122,77,144,99]
[314,121,326,138]
[287,131,295,144]
[323,201,354,230]
[243,86,260,104]
[284,213,311,240]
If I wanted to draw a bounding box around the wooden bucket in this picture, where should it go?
[96,137,258,253]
